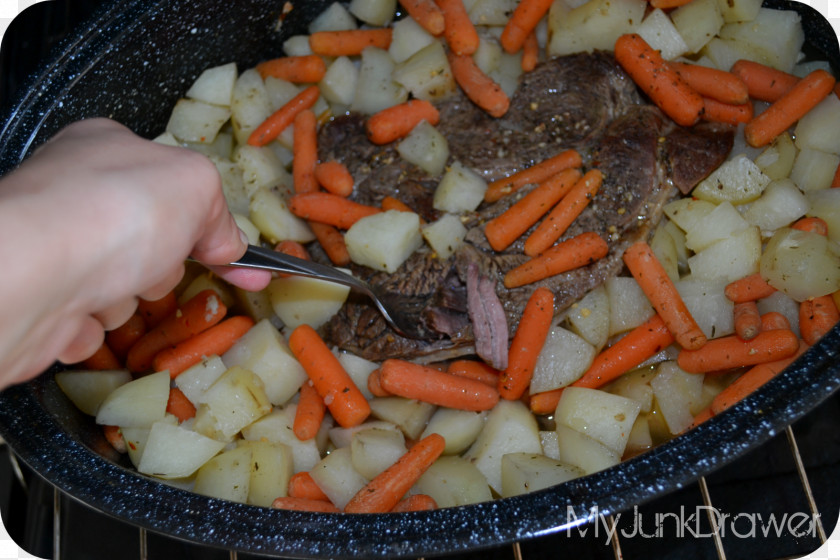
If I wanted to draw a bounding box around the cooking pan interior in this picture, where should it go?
[0,1,838,558]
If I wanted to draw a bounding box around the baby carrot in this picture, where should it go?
[521,30,539,72]
[248,85,320,147]
[724,273,777,303]
[504,231,609,289]
[288,471,331,502]
[152,315,255,378]
[344,433,445,513]
[166,387,196,422]
[366,99,440,145]
[499,287,554,400]
[483,168,582,252]
[399,0,445,35]
[523,169,602,257]
[137,290,177,329]
[485,149,582,202]
[667,61,749,105]
[799,295,840,346]
[293,109,319,194]
[81,343,121,370]
[256,54,327,83]
[309,28,393,57]
[687,406,715,430]
[272,496,341,513]
[832,161,840,188]
[500,0,553,54]
[289,192,381,229]
[378,359,500,411]
[288,324,371,428]
[761,311,791,332]
[677,329,800,373]
[730,59,800,103]
[529,387,564,415]
[649,0,693,7]
[448,52,510,118]
[102,425,127,453]
[614,33,704,127]
[447,359,500,387]
[733,301,761,341]
[791,216,828,236]
[702,97,754,126]
[380,196,425,223]
[436,0,479,55]
[315,161,354,197]
[275,240,310,261]
[106,312,146,362]
[293,381,327,441]
[367,368,391,397]
[308,221,351,266]
[126,289,227,373]
[744,69,836,148]
[624,240,706,350]
[391,494,438,512]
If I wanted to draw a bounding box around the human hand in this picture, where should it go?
[0,118,271,388]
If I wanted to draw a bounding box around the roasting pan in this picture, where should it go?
[0,1,837,557]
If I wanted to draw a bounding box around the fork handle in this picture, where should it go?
[230,245,365,293]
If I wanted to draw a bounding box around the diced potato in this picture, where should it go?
[757,291,801,337]
[344,210,424,273]
[230,68,273,145]
[369,397,437,440]
[351,47,408,115]
[805,188,840,243]
[121,424,154,468]
[566,285,610,351]
[717,8,804,72]
[715,0,762,23]
[263,77,301,113]
[500,452,584,497]
[328,420,403,449]
[193,445,253,503]
[319,56,359,106]
[136,420,226,479]
[606,276,654,336]
[664,220,689,273]
[421,213,467,259]
[625,415,653,457]
[232,213,260,245]
[193,366,272,441]
[392,41,457,101]
[463,400,542,494]
[489,49,523,99]
[606,367,656,413]
[433,161,488,213]
[232,285,278,326]
[96,370,170,428]
[670,0,724,54]
[166,98,231,144]
[650,362,704,435]
[473,36,502,78]
[554,423,620,475]
[760,227,840,302]
[186,62,237,106]
[153,131,179,146]
[210,158,248,215]
[309,446,368,510]
[469,0,518,26]
[650,223,679,282]
[185,131,233,159]
[554,387,641,456]
[397,120,449,176]
[336,351,379,401]
[413,456,492,508]
[266,273,351,330]
[742,179,809,234]
[675,277,734,339]
[701,36,766,72]
[282,35,312,56]
[420,408,487,455]
[177,272,234,309]
[684,201,749,253]
[637,8,688,61]
[236,144,293,196]
[173,355,227,406]
[754,132,797,181]
[692,154,771,205]
[790,147,840,192]
[349,0,396,26]
[309,2,357,32]
[242,440,294,506]
[55,369,132,416]
[687,226,761,284]
[350,427,407,479]
[530,326,596,393]
[248,187,315,244]
[663,198,717,235]
[794,94,840,155]
[548,0,646,57]
[241,406,325,472]
[540,430,561,460]
[222,319,308,406]
[389,16,436,63]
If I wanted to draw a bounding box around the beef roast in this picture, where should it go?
[316,51,733,365]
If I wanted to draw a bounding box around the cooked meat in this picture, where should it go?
[316,51,734,364]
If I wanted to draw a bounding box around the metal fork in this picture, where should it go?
[224,245,426,340]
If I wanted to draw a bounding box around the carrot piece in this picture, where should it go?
[137,290,177,329]
[483,168,582,252]
[649,0,693,7]
[667,61,749,105]
[614,33,704,127]
[256,54,327,83]
[379,359,500,411]
[733,301,761,341]
[288,471,331,502]
[380,196,425,223]
[289,192,381,229]
[399,0,445,35]
[760,311,791,332]
[504,231,609,289]
[447,359,500,387]
[367,368,391,397]
[623,241,706,350]
[500,0,553,54]
[344,433,445,513]
[126,289,227,373]
[448,52,510,118]
[730,59,800,103]
[702,97,754,126]
[308,221,351,266]
[275,240,311,261]
[831,160,840,188]
[711,341,808,414]
[81,342,121,370]
[152,315,254,378]
[166,387,196,422]
[366,99,441,145]
[791,216,829,236]
[288,324,371,428]
[523,169,603,257]
[687,406,714,430]
[724,273,777,303]
[799,295,840,346]
[315,161,354,197]
[248,85,320,147]
[485,149,582,203]
[391,493,438,512]
[102,425,127,454]
[521,30,539,72]
[744,69,836,148]
[106,312,146,362]
[436,0,479,55]
[529,388,564,415]
[293,381,327,441]
[677,329,800,373]
[292,109,319,194]
[272,496,341,513]
[499,287,554,400]
[309,28,393,57]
